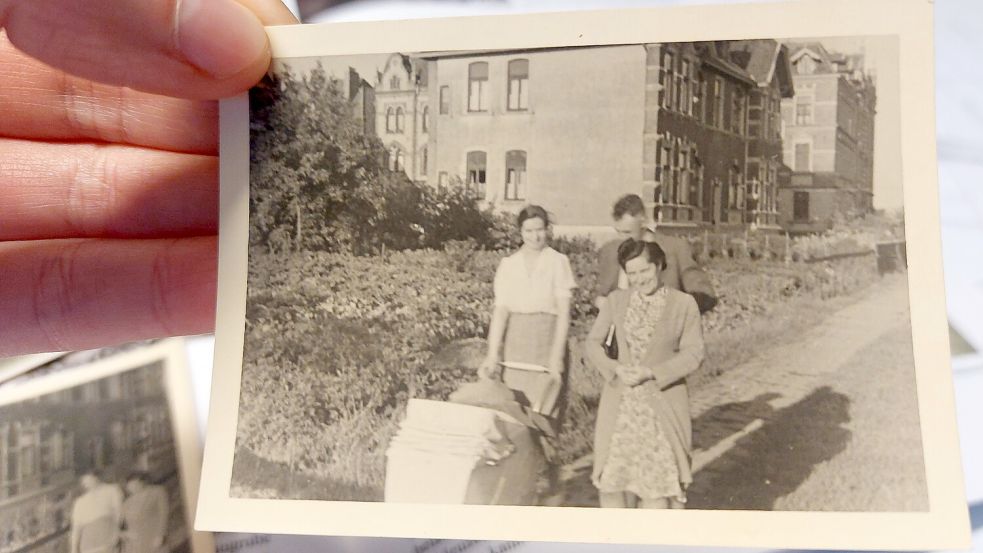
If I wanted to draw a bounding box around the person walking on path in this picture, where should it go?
[586,239,705,509]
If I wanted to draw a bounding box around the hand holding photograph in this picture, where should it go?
[198,0,970,548]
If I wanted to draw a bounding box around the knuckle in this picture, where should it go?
[66,144,119,236]
[149,239,182,336]
[30,241,86,351]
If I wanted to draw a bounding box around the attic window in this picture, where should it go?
[795,55,817,75]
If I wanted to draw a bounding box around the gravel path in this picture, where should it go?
[558,273,928,510]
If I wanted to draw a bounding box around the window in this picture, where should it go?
[395,107,405,133]
[420,146,428,175]
[793,191,810,221]
[390,75,401,90]
[505,150,527,200]
[507,59,529,111]
[466,151,487,199]
[732,89,745,135]
[385,107,394,133]
[658,48,668,107]
[468,62,489,112]
[439,86,450,115]
[681,59,691,115]
[796,55,817,75]
[388,146,404,172]
[794,142,811,171]
[795,97,813,125]
[664,52,675,109]
[674,58,684,112]
[422,106,430,132]
[714,78,724,128]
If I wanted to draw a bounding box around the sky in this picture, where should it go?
[275,34,902,211]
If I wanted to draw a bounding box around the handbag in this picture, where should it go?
[602,324,619,360]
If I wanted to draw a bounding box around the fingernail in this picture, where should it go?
[177,0,269,79]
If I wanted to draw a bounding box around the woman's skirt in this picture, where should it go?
[594,381,685,502]
[502,312,568,421]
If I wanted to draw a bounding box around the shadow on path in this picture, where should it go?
[688,386,851,510]
[691,392,781,453]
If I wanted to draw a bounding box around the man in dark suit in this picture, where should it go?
[594,194,717,314]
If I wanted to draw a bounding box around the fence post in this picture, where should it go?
[784,231,791,265]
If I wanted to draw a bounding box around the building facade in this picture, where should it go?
[358,41,872,236]
[375,54,430,183]
[649,41,759,231]
[418,46,648,232]
[731,39,795,230]
[778,42,876,234]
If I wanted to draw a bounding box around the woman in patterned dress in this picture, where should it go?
[585,239,705,508]
[478,205,577,423]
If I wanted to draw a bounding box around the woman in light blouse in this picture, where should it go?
[479,205,577,421]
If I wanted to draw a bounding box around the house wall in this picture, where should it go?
[425,45,647,229]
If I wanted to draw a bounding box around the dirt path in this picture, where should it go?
[557,273,928,510]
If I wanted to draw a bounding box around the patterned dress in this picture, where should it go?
[596,286,684,501]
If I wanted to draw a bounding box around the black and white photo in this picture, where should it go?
[199,1,968,548]
[0,341,213,553]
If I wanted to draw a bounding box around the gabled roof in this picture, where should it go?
[784,41,837,74]
[695,42,757,87]
[727,39,794,97]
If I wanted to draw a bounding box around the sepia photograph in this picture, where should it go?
[200,1,968,548]
[0,341,212,553]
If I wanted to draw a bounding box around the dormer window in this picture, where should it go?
[795,55,817,75]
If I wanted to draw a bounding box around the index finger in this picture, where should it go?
[0,0,298,100]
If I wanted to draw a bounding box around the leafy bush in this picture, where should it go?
[236,239,882,498]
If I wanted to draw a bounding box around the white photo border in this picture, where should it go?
[201,0,970,548]
[0,339,216,553]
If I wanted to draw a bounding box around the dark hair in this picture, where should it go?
[617,239,668,271]
[611,194,646,220]
[125,471,151,485]
[517,205,550,229]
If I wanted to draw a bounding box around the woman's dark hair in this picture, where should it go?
[617,238,668,271]
[517,205,550,229]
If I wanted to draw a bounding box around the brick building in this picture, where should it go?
[778,42,876,234]
[730,40,796,230]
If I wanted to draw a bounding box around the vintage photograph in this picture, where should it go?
[200,2,967,548]
[234,34,923,508]
[0,341,212,553]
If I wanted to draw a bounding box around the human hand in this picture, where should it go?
[0,0,298,357]
[478,355,502,381]
[615,364,652,387]
[547,353,564,377]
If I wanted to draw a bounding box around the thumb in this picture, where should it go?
[0,0,297,99]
